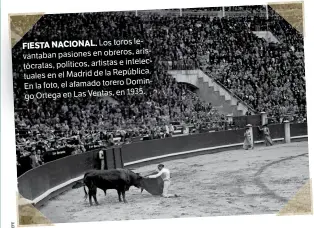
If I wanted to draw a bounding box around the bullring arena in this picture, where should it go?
[39,141,310,223]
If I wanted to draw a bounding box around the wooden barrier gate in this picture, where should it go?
[103,147,124,169]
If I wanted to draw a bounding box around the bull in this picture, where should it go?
[82,168,143,206]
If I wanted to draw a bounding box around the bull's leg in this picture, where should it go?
[88,190,93,206]
[89,187,98,206]
[122,190,128,203]
[117,190,122,202]
[92,187,99,206]
[92,193,99,206]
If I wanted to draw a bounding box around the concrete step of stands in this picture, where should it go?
[168,69,249,116]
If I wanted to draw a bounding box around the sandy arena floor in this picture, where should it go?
[39,141,310,223]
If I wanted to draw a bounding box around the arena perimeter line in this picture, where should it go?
[253,153,308,203]
[30,135,308,206]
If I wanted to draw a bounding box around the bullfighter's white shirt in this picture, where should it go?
[149,168,170,181]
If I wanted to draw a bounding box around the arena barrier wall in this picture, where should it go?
[17,147,123,201]
[17,122,308,207]
[122,128,246,163]
[252,124,285,142]
[290,122,308,137]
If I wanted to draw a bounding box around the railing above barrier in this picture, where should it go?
[233,114,262,128]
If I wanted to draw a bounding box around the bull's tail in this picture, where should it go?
[83,175,89,201]
[83,186,88,201]
[83,177,96,201]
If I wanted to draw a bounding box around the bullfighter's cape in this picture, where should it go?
[140,170,164,195]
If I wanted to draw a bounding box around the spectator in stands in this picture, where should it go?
[30,150,43,169]
[169,124,174,137]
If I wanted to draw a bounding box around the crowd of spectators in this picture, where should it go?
[12,5,306,166]
[143,7,305,121]
[203,7,305,121]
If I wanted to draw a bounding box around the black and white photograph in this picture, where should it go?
[8,1,312,225]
